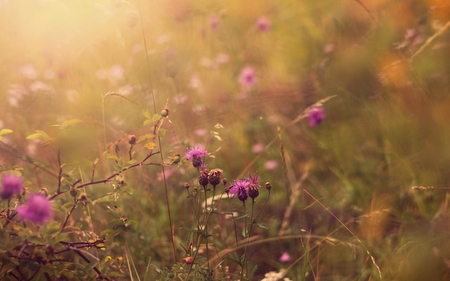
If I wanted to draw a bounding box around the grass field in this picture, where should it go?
[1,0,450,280]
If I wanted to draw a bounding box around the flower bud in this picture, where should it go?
[184,183,190,189]
[208,169,223,186]
[128,135,137,145]
[265,182,272,191]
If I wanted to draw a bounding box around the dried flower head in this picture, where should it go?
[0,174,23,200]
[308,106,326,127]
[185,145,208,168]
[17,193,54,225]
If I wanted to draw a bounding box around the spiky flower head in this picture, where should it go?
[17,193,53,225]
[185,145,208,168]
[208,168,223,186]
[308,106,326,127]
[0,174,23,200]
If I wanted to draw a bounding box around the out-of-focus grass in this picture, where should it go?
[2,0,450,279]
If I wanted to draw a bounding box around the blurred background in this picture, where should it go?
[1,0,450,280]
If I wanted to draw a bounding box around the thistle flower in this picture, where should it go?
[198,164,209,187]
[308,106,326,127]
[185,145,208,168]
[208,168,223,186]
[17,193,53,225]
[0,174,23,200]
[238,67,257,91]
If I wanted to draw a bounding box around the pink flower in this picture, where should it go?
[17,194,54,225]
[0,174,23,200]
[238,67,257,91]
[279,252,291,262]
[256,17,271,32]
[209,15,219,31]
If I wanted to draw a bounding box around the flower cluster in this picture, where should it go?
[185,145,208,168]
[228,174,262,202]
[17,193,54,225]
[0,174,23,200]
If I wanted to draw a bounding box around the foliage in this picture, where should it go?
[1,0,450,280]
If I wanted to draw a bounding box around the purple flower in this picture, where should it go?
[229,174,261,201]
[185,145,208,168]
[0,174,23,200]
[17,193,54,225]
[256,17,271,32]
[308,106,326,127]
[238,67,257,91]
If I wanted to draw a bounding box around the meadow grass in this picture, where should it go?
[1,0,450,280]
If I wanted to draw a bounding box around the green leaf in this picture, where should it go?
[158,128,166,137]
[143,110,151,119]
[59,119,83,128]
[256,221,269,230]
[151,114,162,122]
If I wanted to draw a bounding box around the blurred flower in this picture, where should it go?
[279,252,291,262]
[19,64,38,80]
[17,193,54,225]
[265,160,278,170]
[0,174,23,200]
[215,53,230,64]
[110,65,124,80]
[194,129,207,136]
[252,143,264,153]
[185,145,208,168]
[324,44,335,53]
[256,17,271,32]
[239,67,257,91]
[308,106,326,127]
[189,75,202,89]
[209,15,219,31]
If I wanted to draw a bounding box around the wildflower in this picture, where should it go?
[229,179,249,201]
[238,67,257,91]
[0,174,23,200]
[265,182,272,191]
[247,174,261,199]
[308,106,326,127]
[209,15,219,31]
[17,193,54,225]
[208,168,223,186]
[265,160,278,170]
[198,164,209,187]
[185,145,208,168]
[256,17,271,32]
[279,252,291,262]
